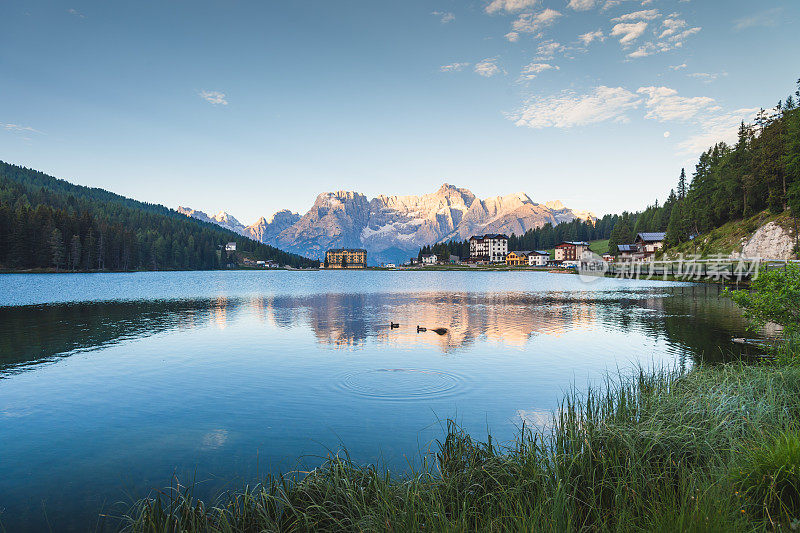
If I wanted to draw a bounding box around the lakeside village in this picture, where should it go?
[320,233,666,270]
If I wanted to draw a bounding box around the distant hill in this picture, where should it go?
[0,161,316,271]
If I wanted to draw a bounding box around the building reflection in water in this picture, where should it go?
[0,285,760,376]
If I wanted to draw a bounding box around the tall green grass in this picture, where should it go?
[123,364,800,532]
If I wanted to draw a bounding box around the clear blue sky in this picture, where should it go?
[1,0,797,223]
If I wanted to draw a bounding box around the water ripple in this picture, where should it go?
[335,368,466,401]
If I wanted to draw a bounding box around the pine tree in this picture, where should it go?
[50,228,65,270]
[677,168,687,199]
[69,234,82,270]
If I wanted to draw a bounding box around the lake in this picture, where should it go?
[0,270,755,531]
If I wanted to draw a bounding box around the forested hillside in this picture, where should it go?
[608,77,800,254]
[0,162,316,270]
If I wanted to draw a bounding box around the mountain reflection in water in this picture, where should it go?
[1,285,755,376]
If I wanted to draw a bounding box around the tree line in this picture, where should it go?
[0,162,317,271]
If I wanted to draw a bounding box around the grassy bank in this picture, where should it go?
[662,210,796,259]
[124,362,800,532]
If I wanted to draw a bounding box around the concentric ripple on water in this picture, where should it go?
[337,368,464,401]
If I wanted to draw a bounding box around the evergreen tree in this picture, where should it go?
[608,215,634,256]
[50,228,65,270]
[677,168,687,199]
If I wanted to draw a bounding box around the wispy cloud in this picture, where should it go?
[474,58,503,77]
[431,11,455,24]
[688,72,724,83]
[67,8,85,18]
[509,86,640,128]
[2,122,43,135]
[519,62,559,80]
[567,0,597,11]
[534,40,564,60]
[627,16,700,58]
[578,30,605,45]
[733,8,782,31]
[603,0,647,11]
[637,86,718,121]
[677,108,759,155]
[199,90,228,105]
[505,31,520,42]
[612,9,660,22]
[440,62,470,72]
[511,8,562,36]
[486,0,539,15]
[669,63,688,70]
[508,84,726,133]
[611,21,648,45]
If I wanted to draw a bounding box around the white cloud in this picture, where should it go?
[440,62,470,72]
[663,131,671,138]
[610,21,648,45]
[627,17,700,58]
[199,90,228,105]
[505,31,520,42]
[658,16,686,38]
[67,8,85,18]
[677,108,759,155]
[2,123,43,134]
[431,11,455,23]
[637,86,718,121]
[578,29,604,45]
[688,72,722,83]
[659,16,700,42]
[519,62,559,79]
[509,86,640,128]
[511,8,562,35]
[475,58,502,77]
[612,9,660,22]
[733,8,782,31]
[534,40,564,59]
[669,63,688,70]
[486,0,539,14]
[602,0,648,11]
[567,0,597,11]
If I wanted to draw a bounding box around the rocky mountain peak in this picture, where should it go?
[179,184,594,265]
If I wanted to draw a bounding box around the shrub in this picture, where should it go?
[725,264,800,336]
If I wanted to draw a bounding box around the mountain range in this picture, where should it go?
[178,184,595,265]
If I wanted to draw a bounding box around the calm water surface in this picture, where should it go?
[0,271,754,531]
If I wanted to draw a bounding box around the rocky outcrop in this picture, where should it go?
[741,221,796,260]
[178,184,595,264]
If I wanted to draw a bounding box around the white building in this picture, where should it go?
[225,242,237,252]
[469,234,509,263]
[421,254,438,265]
[528,250,550,266]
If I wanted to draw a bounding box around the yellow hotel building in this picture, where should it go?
[325,248,367,268]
